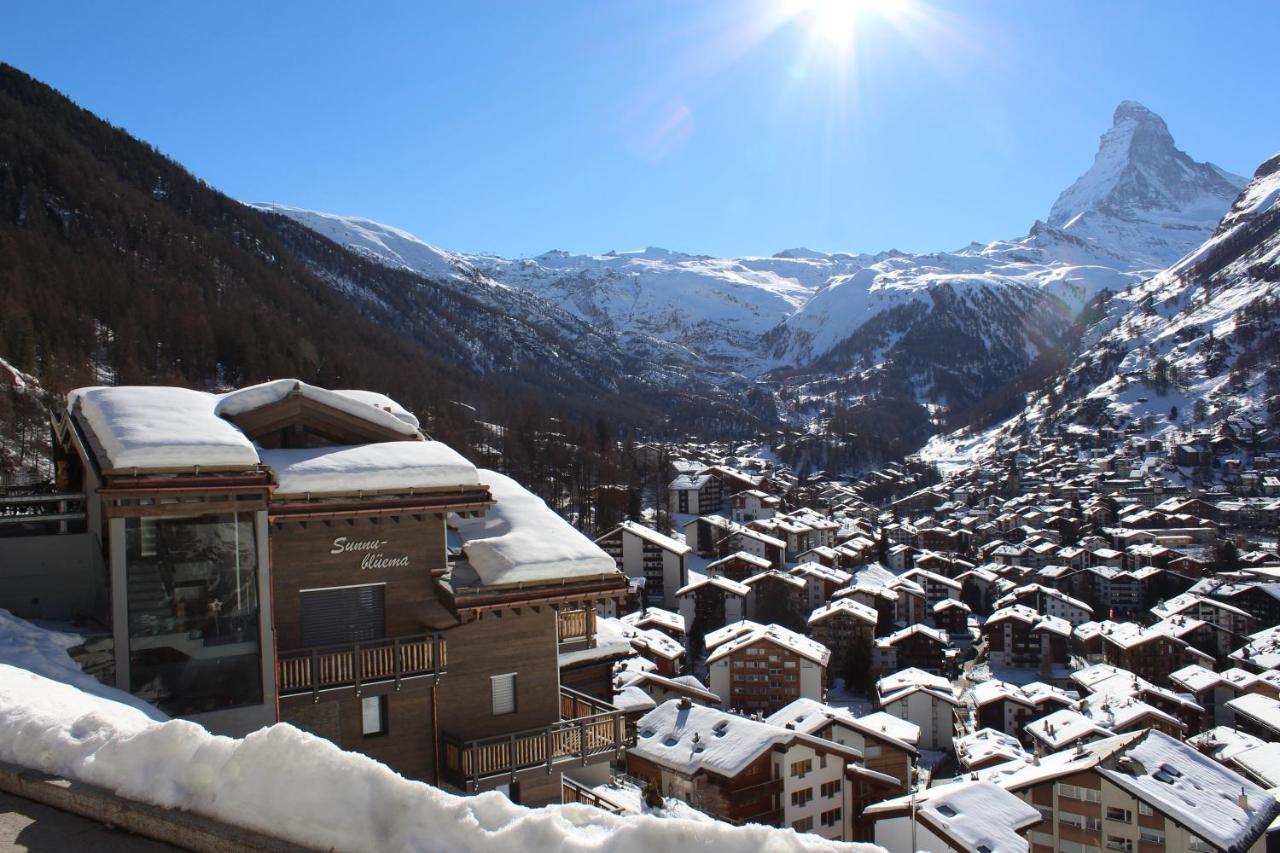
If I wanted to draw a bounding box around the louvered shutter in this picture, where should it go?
[301,585,385,647]
[491,672,517,715]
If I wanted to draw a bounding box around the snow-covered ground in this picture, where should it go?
[0,611,878,852]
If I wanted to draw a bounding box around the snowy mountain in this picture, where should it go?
[922,149,1280,473]
[263,103,1242,413]
[764,102,1247,396]
[1048,101,1247,268]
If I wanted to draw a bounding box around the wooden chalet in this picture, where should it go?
[42,380,630,806]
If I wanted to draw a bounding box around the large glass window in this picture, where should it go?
[125,512,262,715]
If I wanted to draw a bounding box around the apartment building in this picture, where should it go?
[595,520,690,609]
[705,621,830,713]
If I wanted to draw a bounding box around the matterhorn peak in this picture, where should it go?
[1042,101,1247,266]
[1111,99,1164,127]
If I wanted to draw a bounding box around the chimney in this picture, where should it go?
[678,697,692,710]
[1238,788,1251,811]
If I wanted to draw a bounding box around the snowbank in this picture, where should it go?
[0,609,164,721]
[0,665,878,852]
[451,469,619,587]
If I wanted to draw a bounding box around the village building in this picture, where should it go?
[875,668,961,751]
[866,779,1042,853]
[704,621,830,713]
[806,598,878,678]
[729,489,779,524]
[675,574,750,651]
[971,730,1277,853]
[766,698,918,792]
[627,699,877,841]
[595,520,690,610]
[872,624,952,676]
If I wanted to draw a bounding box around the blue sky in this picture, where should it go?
[5,1,1278,258]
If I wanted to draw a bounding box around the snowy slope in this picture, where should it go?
[922,150,1280,471]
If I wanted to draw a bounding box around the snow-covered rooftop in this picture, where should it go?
[865,779,1041,853]
[1098,730,1277,852]
[73,385,260,470]
[261,442,478,496]
[451,469,620,588]
[632,700,859,779]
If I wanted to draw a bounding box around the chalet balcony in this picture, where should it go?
[558,607,596,646]
[276,633,446,699]
[441,688,629,792]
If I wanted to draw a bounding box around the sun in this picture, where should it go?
[787,0,919,56]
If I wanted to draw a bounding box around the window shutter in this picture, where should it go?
[491,673,517,715]
[300,585,385,647]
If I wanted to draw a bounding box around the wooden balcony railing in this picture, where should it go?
[0,491,86,535]
[276,633,446,699]
[441,687,629,791]
[558,607,595,644]
[562,777,626,813]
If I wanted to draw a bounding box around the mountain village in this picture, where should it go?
[3,347,1280,850]
[1,11,1280,851]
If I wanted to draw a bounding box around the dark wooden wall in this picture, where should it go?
[270,513,449,649]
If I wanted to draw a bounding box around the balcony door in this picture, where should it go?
[300,583,386,648]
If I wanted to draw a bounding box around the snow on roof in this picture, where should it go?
[876,667,952,697]
[807,597,877,627]
[617,671,721,705]
[1230,742,1280,789]
[613,685,659,713]
[743,569,806,590]
[1081,693,1182,732]
[632,700,858,779]
[763,698,917,755]
[1026,709,1114,750]
[216,378,420,437]
[865,780,1041,853]
[705,622,830,667]
[790,561,852,585]
[875,623,950,649]
[705,551,772,571]
[1226,693,1280,734]
[954,729,1029,770]
[261,442,478,496]
[0,666,876,853]
[1187,726,1268,763]
[451,469,620,587]
[857,711,922,748]
[331,389,420,428]
[621,607,686,634]
[675,574,751,598]
[615,520,692,555]
[1098,730,1278,852]
[969,680,1034,708]
[73,386,259,470]
[704,620,765,650]
[1170,664,1225,694]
